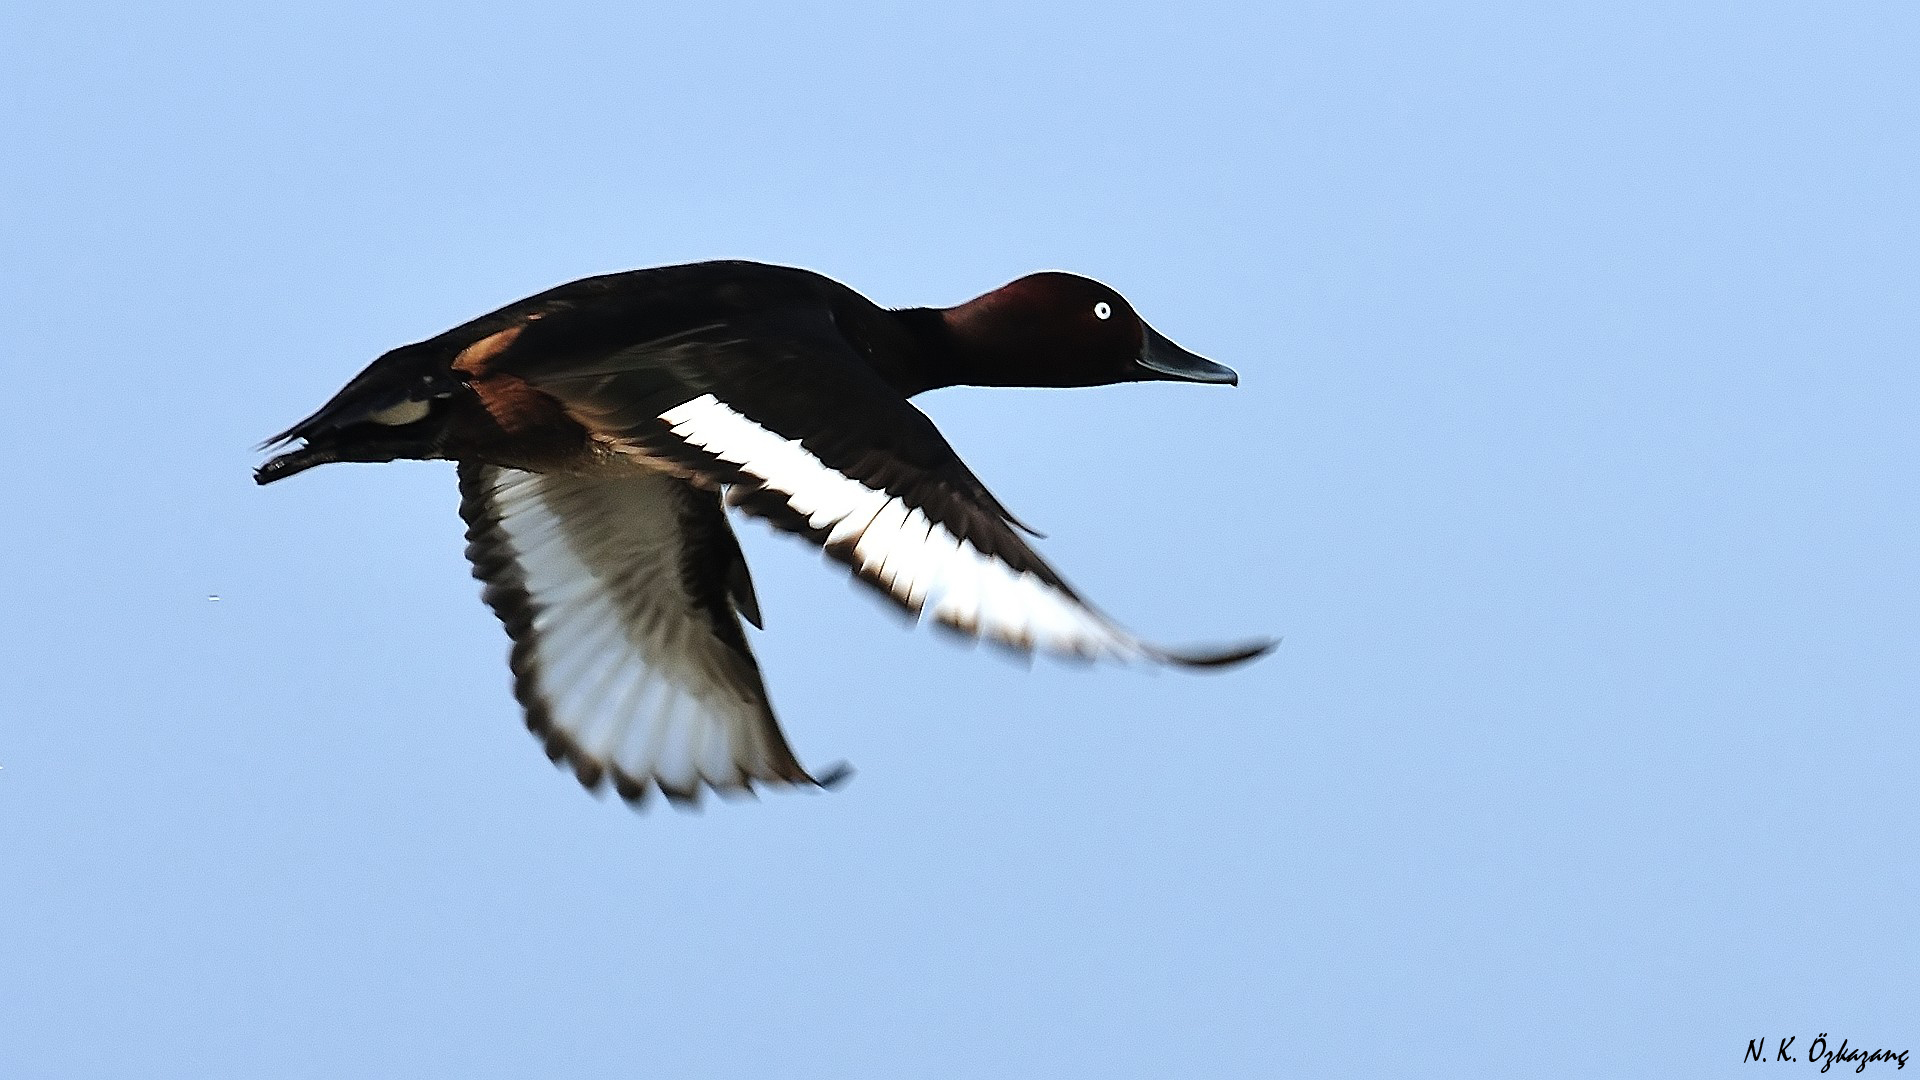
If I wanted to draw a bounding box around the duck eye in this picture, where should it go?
[1093,301,1112,320]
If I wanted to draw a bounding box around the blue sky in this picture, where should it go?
[2,2,1914,1077]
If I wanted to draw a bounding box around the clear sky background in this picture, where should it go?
[2,3,1914,1077]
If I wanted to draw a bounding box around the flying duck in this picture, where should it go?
[257,261,1271,807]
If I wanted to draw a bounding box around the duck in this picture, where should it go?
[257,260,1272,808]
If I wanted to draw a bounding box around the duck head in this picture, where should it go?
[940,272,1238,389]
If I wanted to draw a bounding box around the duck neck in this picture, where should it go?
[890,305,1031,394]
[888,307,968,395]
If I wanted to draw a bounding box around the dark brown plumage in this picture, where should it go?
[259,260,1268,808]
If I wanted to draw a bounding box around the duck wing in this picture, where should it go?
[495,305,1270,668]
[458,462,848,807]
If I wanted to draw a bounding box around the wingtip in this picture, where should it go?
[1159,637,1279,670]
[813,761,856,789]
[1005,511,1048,540]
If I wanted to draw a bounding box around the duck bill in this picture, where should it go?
[1135,323,1238,385]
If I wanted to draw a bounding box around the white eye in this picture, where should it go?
[1093,301,1112,320]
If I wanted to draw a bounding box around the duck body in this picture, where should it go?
[259,260,1266,807]
[260,262,879,479]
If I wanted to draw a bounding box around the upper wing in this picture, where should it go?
[504,310,1271,668]
[458,461,847,807]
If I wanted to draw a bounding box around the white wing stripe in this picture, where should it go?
[853,497,911,575]
[652,394,1151,661]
